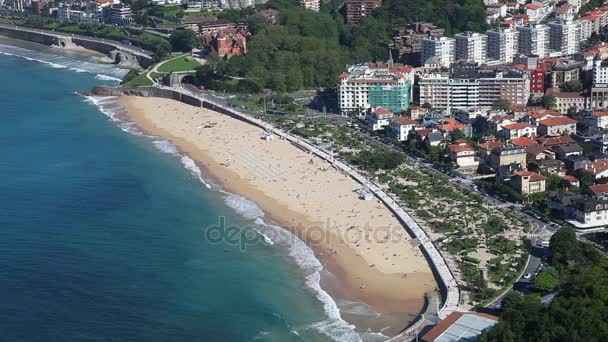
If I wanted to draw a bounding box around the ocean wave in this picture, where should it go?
[223,193,265,220]
[152,139,179,155]
[95,74,122,82]
[0,42,126,81]
[180,155,211,189]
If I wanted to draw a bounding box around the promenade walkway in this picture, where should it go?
[162,85,462,339]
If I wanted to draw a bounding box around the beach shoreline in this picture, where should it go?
[117,95,438,336]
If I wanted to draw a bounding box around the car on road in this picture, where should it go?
[523,273,532,279]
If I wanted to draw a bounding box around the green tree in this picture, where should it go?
[560,80,583,93]
[493,98,511,111]
[169,30,199,52]
[534,267,559,291]
[543,94,556,109]
[574,169,594,191]
[120,69,139,84]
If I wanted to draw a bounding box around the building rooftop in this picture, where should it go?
[538,117,577,126]
[589,183,608,195]
[511,136,536,147]
[503,122,533,130]
[421,312,498,342]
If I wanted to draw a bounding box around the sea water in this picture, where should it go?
[0,38,385,341]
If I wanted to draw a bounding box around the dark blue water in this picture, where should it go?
[0,40,371,342]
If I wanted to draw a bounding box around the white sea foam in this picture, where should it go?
[221,192,361,341]
[152,139,179,155]
[223,193,265,220]
[0,43,126,81]
[95,74,122,82]
[180,155,211,189]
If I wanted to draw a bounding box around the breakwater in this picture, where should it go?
[0,24,155,68]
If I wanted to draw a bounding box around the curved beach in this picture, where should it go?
[119,95,437,335]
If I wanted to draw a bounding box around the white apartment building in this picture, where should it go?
[421,37,455,68]
[419,67,529,110]
[454,32,487,65]
[219,0,255,9]
[338,63,415,116]
[300,0,319,11]
[57,7,100,22]
[486,28,519,63]
[517,24,550,58]
[548,19,581,56]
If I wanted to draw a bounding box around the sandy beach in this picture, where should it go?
[118,95,437,334]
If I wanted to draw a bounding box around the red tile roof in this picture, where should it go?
[511,136,535,147]
[538,117,577,126]
[391,117,417,125]
[338,73,349,79]
[587,159,608,176]
[478,141,504,150]
[440,122,468,131]
[512,170,547,181]
[503,122,533,130]
[525,3,541,10]
[592,111,608,117]
[589,183,608,194]
[448,143,474,153]
[373,107,392,115]
[536,135,575,146]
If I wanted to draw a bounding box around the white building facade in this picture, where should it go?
[421,37,455,68]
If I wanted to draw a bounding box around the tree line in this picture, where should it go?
[479,228,608,341]
[196,0,489,93]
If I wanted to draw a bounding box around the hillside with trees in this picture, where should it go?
[478,228,608,341]
[196,0,488,92]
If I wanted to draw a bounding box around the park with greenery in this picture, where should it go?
[479,228,608,341]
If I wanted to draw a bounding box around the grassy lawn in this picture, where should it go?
[232,98,264,110]
[157,56,200,73]
[124,72,152,87]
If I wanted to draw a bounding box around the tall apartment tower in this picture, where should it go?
[454,32,487,65]
[345,0,382,24]
[548,20,581,56]
[517,24,550,58]
[421,36,456,68]
[486,28,519,63]
[300,0,319,11]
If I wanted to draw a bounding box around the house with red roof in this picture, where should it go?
[478,140,504,160]
[587,183,608,197]
[502,122,537,140]
[537,117,577,136]
[511,136,535,147]
[448,142,478,168]
[510,170,547,194]
[365,107,394,131]
[439,118,472,137]
[590,111,608,129]
[388,117,418,141]
[536,135,575,147]
[583,159,608,180]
